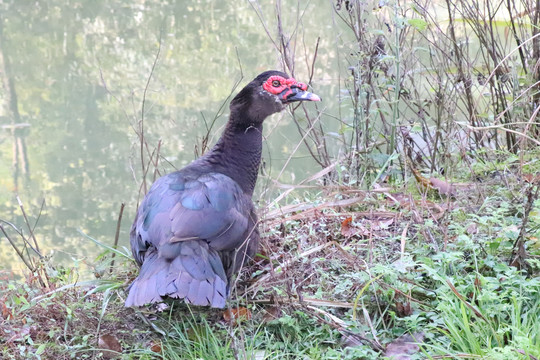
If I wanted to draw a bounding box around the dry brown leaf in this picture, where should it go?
[384,332,424,359]
[395,301,412,317]
[417,199,447,220]
[371,218,394,230]
[341,217,357,237]
[223,307,252,325]
[341,217,360,237]
[150,341,162,353]
[523,173,540,184]
[1,299,12,320]
[261,306,282,323]
[341,216,393,238]
[385,193,412,210]
[98,334,122,359]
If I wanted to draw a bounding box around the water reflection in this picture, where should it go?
[0,0,337,276]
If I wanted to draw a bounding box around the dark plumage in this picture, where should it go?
[125,70,320,308]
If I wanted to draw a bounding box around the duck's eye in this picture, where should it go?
[272,80,281,87]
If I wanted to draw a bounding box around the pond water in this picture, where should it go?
[1,0,498,278]
[0,0,350,277]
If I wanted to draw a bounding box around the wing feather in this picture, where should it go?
[127,170,257,308]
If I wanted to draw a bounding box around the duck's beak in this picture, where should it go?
[279,86,321,103]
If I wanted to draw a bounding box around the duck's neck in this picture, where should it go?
[199,118,263,196]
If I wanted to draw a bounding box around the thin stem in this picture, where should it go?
[109,203,125,275]
[139,32,162,195]
[0,225,34,272]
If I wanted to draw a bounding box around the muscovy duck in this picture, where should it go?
[125,70,320,308]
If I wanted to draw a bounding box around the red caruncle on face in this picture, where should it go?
[262,75,308,95]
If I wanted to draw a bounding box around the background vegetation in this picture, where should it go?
[1,0,539,359]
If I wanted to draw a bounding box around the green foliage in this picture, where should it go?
[162,315,235,360]
[421,262,540,358]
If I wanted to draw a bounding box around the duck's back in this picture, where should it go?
[126,167,259,308]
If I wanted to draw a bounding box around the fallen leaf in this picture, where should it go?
[262,306,282,323]
[150,341,162,353]
[341,217,354,237]
[395,301,412,317]
[98,334,122,359]
[341,216,352,233]
[1,300,12,320]
[523,173,540,184]
[223,307,252,325]
[385,192,411,209]
[384,332,424,359]
[370,218,394,230]
[341,216,371,238]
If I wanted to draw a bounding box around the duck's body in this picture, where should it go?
[125,71,320,308]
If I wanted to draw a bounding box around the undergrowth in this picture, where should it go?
[1,155,539,359]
